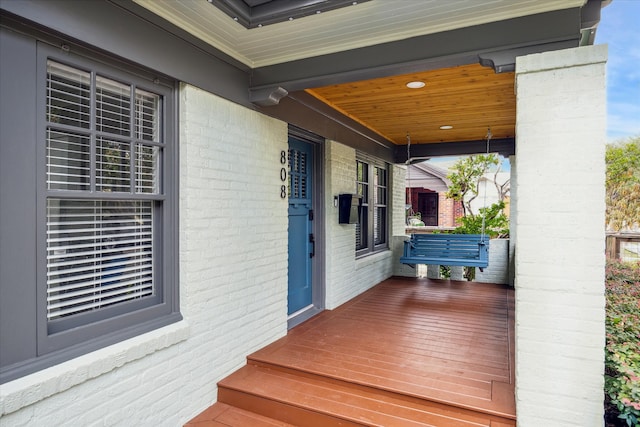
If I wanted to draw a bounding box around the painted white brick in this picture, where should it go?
[392,165,408,236]
[475,238,510,284]
[1,84,289,426]
[516,389,605,427]
[324,140,396,309]
[514,45,607,427]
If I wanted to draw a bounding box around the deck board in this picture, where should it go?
[250,277,515,420]
[186,277,515,426]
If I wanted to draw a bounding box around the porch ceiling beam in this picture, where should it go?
[249,7,582,96]
[394,138,516,164]
[258,91,396,163]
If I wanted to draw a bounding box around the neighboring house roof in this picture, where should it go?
[406,162,451,193]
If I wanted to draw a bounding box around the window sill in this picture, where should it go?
[355,248,392,267]
[0,320,190,416]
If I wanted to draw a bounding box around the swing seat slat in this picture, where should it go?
[400,234,489,269]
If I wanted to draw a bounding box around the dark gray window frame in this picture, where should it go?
[0,34,181,384]
[355,153,389,258]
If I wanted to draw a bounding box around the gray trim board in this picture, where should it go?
[260,91,396,163]
[288,124,325,145]
[478,40,578,74]
[249,8,582,92]
[109,0,251,72]
[0,0,252,106]
[287,127,326,330]
[394,138,516,163]
[0,26,39,373]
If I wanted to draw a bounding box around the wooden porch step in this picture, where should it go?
[184,402,296,426]
[217,363,515,427]
[186,278,515,426]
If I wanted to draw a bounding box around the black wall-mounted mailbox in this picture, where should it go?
[338,194,361,224]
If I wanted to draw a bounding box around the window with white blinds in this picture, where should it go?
[373,166,387,246]
[45,59,164,323]
[356,160,368,251]
[356,155,388,256]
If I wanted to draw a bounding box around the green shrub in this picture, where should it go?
[453,201,509,238]
[605,260,640,427]
[453,201,509,281]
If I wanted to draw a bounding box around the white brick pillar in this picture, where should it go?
[450,266,464,281]
[509,155,516,286]
[426,264,440,279]
[514,45,607,427]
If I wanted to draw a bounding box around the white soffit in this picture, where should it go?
[134,0,586,68]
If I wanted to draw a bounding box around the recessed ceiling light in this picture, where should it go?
[406,81,425,89]
[439,125,453,130]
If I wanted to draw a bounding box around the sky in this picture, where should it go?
[596,0,640,142]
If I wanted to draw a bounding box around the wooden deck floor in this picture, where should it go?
[186,277,516,426]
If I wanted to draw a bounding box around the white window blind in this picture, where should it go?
[46,61,90,129]
[46,200,154,320]
[136,144,160,194]
[135,89,160,142]
[45,60,163,322]
[96,76,131,137]
[96,137,130,192]
[47,129,91,191]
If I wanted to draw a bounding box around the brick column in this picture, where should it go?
[514,45,607,427]
[509,155,516,286]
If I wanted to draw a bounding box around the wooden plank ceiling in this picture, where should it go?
[307,63,516,146]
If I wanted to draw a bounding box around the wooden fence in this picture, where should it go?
[606,232,640,261]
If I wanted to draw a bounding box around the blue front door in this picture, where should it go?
[287,138,313,315]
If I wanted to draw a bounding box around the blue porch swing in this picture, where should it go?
[400,130,492,271]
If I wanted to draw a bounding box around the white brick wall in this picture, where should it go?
[324,141,397,309]
[0,84,289,426]
[392,164,408,237]
[509,155,517,286]
[514,45,607,427]
[177,85,289,408]
[475,238,510,284]
[392,165,418,278]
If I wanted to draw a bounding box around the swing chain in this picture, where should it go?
[406,132,415,220]
[480,127,492,242]
[485,127,492,154]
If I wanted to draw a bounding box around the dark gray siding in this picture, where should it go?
[0,27,39,370]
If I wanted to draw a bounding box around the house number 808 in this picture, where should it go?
[280,150,287,198]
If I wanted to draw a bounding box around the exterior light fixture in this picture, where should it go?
[439,125,453,130]
[406,81,425,89]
